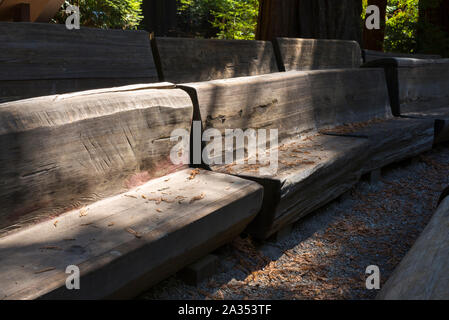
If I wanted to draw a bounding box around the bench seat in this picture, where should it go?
[181,69,433,239]
[0,169,263,299]
[362,58,449,144]
[213,134,369,239]
[321,117,434,173]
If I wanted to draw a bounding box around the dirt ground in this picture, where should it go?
[140,143,449,300]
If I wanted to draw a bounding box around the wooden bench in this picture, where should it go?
[180,70,372,239]
[0,169,262,299]
[377,190,449,300]
[363,49,442,63]
[180,69,434,239]
[152,37,279,83]
[273,37,362,71]
[363,58,449,144]
[0,22,159,102]
[0,84,263,299]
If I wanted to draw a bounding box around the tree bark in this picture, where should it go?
[256,0,363,45]
[362,0,387,51]
[418,0,449,57]
[141,0,177,36]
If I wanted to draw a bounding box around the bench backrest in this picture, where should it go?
[0,83,192,236]
[181,68,390,160]
[0,22,159,102]
[153,37,279,83]
[363,58,449,115]
[363,49,442,63]
[274,37,362,71]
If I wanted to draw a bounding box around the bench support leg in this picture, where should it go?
[368,168,382,184]
[270,224,293,242]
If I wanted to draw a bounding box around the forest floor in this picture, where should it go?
[140,143,449,300]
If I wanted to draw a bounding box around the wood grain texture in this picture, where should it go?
[377,195,449,300]
[0,78,162,104]
[274,37,362,71]
[0,169,263,299]
[363,49,441,63]
[0,22,159,101]
[214,134,369,239]
[362,58,449,143]
[181,69,392,239]
[323,118,434,173]
[182,68,435,238]
[154,37,278,83]
[182,69,392,141]
[0,85,192,238]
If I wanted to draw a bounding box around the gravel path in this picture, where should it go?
[140,143,449,300]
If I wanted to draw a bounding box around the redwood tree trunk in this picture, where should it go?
[142,0,177,36]
[362,0,387,51]
[418,0,449,57]
[256,0,363,45]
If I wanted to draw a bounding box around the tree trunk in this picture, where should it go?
[362,0,387,51]
[256,0,363,45]
[418,0,449,57]
[141,0,177,36]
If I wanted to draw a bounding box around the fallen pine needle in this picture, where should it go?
[188,168,201,180]
[79,207,88,217]
[34,267,56,274]
[39,246,62,251]
[190,193,205,203]
[126,228,142,239]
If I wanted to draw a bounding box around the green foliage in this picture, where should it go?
[177,0,259,39]
[384,0,449,56]
[210,0,259,40]
[384,0,419,53]
[53,0,143,29]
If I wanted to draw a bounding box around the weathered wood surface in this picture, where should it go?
[0,22,158,101]
[214,134,369,239]
[274,37,362,71]
[363,49,442,63]
[153,37,278,83]
[0,169,263,299]
[377,194,449,300]
[181,70,391,239]
[0,85,192,238]
[322,118,434,173]
[182,69,391,140]
[307,67,435,172]
[182,68,436,238]
[362,58,449,143]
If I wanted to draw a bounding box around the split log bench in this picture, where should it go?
[377,190,449,300]
[273,37,362,71]
[0,84,263,299]
[363,49,442,63]
[363,58,449,144]
[0,22,159,103]
[180,68,434,239]
[152,37,279,83]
